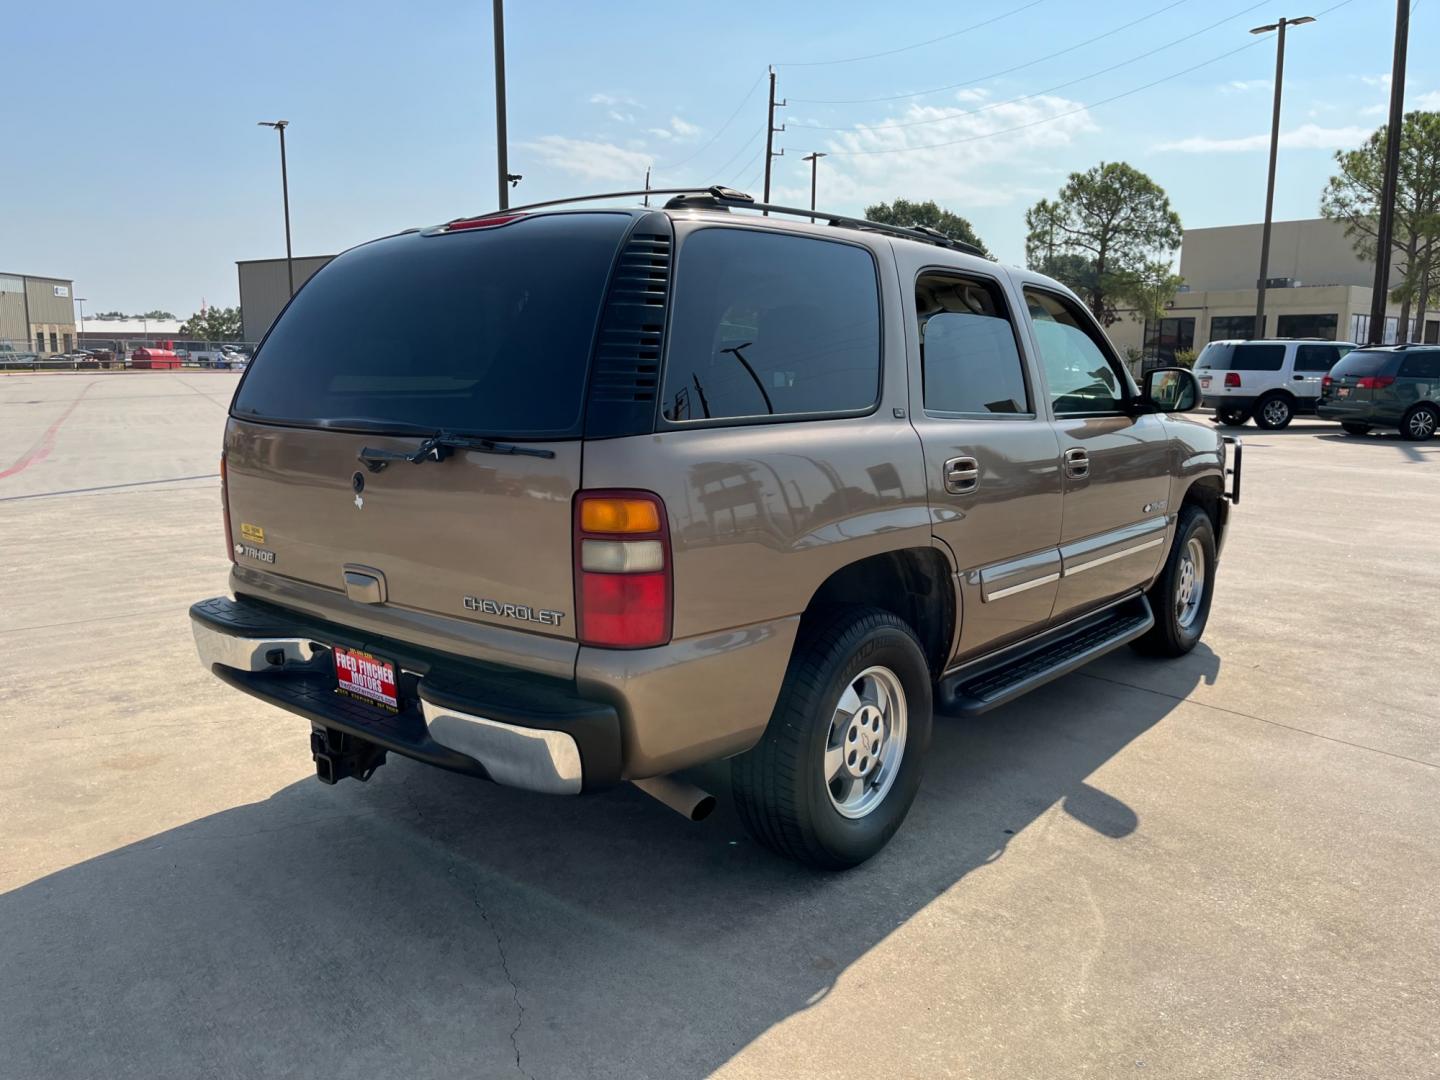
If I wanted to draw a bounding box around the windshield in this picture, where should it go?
[232,212,632,437]
[1329,349,1395,378]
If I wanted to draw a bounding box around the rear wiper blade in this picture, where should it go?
[358,431,555,472]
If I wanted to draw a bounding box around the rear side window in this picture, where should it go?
[1229,344,1286,371]
[917,273,1029,415]
[1399,350,1440,379]
[661,229,880,422]
[1295,344,1349,372]
[233,213,632,436]
[1331,350,1395,378]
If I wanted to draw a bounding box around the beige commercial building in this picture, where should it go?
[1107,218,1436,363]
[237,255,334,343]
[0,272,78,355]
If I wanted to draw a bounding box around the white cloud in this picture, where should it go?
[607,110,636,124]
[521,136,652,182]
[1220,79,1271,94]
[1359,74,1391,89]
[669,116,701,138]
[1415,91,1440,110]
[793,93,1099,210]
[588,92,638,107]
[647,128,674,140]
[1154,123,1370,153]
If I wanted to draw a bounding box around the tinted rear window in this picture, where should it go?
[1195,342,1287,371]
[1398,351,1440,379]
[1331,349,1396,378]
[233,213,631,436]
[660,228,880,422]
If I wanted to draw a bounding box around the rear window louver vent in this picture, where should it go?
[585,222,673,437]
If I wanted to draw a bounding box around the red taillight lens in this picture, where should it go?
[1224,372,1242,388]
[574,490,671,649]
[221,453,234,563]
[1321,375,1333,390]
[1356,376,1396,389]
[444,213,524,232]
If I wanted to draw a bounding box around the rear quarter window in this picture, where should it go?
[660,228,881,423]
[1331,350,1396,378]
[1399,351,1440,380]
[232,213,632,437]
[1230,344,1286,371]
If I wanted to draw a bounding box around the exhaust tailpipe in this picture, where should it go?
[632,775,716,822]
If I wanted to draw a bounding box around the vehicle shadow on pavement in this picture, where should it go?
[0,649,1217,1080]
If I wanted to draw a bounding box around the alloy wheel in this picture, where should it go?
[824,666,908,820]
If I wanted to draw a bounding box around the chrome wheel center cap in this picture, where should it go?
[844,705,885,778]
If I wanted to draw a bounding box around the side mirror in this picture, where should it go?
[1143,366,1200,413]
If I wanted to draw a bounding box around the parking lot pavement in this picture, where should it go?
[2,372,1437,1079]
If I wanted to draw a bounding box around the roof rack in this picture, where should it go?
[468,186,988,258]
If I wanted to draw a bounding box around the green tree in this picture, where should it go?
[864,198,992,258]
[1321,111,1440,338]
[142,309,177,320]
[1024,161,1182,326]
[180,306,243,341]
[1119,259,1186,356]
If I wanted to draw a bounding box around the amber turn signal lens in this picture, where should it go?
[580,498,661,534]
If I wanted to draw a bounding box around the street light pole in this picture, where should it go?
[802,152,826,220]
[493,0,510,211]
[1367,0,1410,344]
[75,297,87,349]
[1250,15,1314,340]
[258,120,294,298]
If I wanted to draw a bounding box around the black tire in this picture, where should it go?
[1253,393,1294,430]
[1215,408,1249,427]
[731,606,932,870]
[1401,403,1438,442]
[1341,422,1370,436]
[1132,505,1217,659]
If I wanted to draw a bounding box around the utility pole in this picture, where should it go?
[763,66,786,213]
[1368,0,1410,344]
[802,152,826,219]
[493,0,510,210]
[257,120,294,298]
[1250,15,1315,340]
[643,165,651,208]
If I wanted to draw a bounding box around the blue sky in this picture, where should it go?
[5,0,1435,318]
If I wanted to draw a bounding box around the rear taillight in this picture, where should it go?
[1321,375,1333,390]
[1356,376,1396,389]
[1224,372,1242,388]
[221,452,234,563]
[574,490,671,649]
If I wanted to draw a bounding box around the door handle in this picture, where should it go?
[1293,374,1305,381]
[1063,447,1090,479]
[943,456,980,494]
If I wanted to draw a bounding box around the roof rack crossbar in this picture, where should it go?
[454,186,987,258]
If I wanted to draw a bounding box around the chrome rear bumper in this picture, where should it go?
[190,599,601,795]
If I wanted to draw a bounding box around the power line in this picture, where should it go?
[816,0,1358,158]
[710,125,767,180]
[655,70,767,171]
[776,0,1046,67]
[823,39,1269,156]
[789,0,1272,133]
[790,0,1206,105]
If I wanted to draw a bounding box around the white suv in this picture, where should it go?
[1195,338,1356,429]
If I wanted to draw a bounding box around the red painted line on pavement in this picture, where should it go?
[0,381,95,481]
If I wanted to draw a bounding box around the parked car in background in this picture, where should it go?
[1196,338,1355,429]
[190,189,1235,869]
[1317,345,1440,441]
[0,342,40,365]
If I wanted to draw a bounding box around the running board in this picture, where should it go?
[939,594,1154,716]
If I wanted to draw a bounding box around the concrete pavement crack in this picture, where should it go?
[1078,671,1440,770]
[449,863,533,1080]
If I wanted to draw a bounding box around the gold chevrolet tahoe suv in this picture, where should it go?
[192,188,1238,868]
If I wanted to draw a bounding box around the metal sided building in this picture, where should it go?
[237,255,334,344]
[0,272,77,355]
